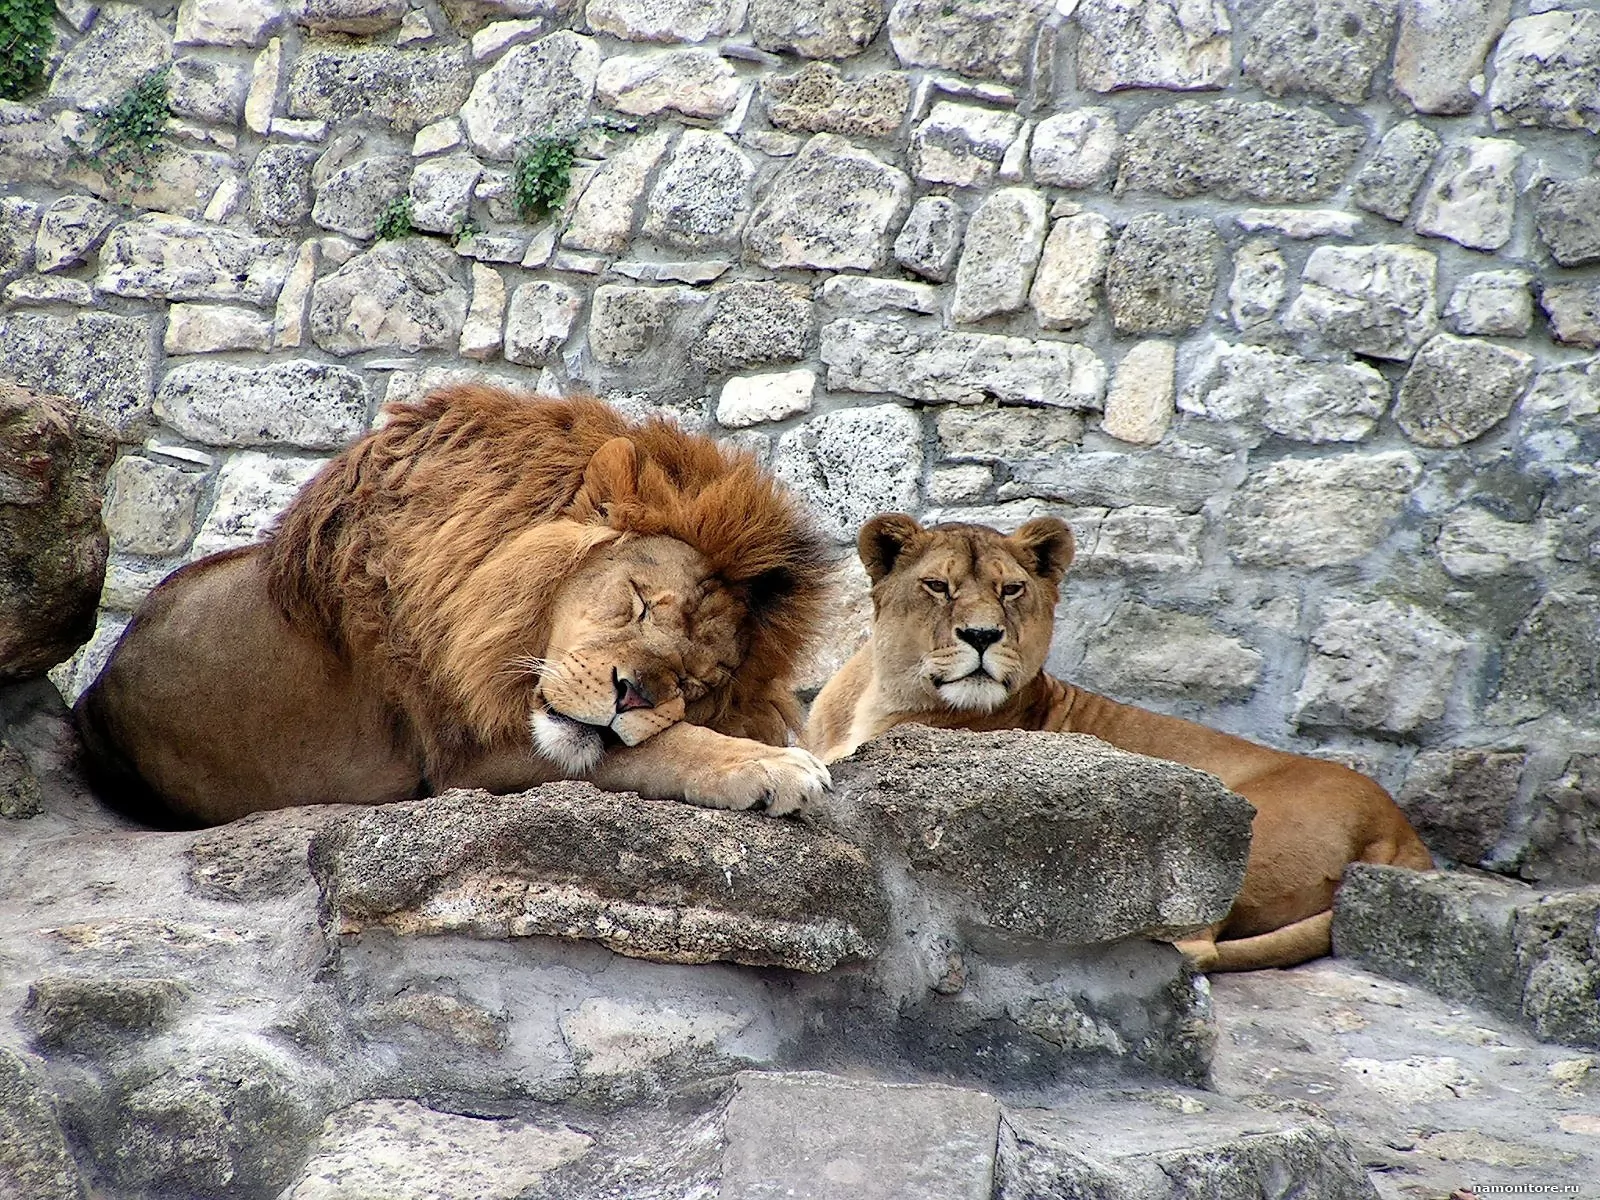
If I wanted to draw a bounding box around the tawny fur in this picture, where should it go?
[77,388,832,827]
[804,514,1434,973]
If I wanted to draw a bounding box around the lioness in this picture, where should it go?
[804,513,1433,972]
[77,388,833,828]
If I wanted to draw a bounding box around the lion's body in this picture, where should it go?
[804,516,1433,972]
[77,388,832,828]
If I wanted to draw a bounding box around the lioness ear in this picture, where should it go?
[1010,517,1074,583]
[577,437,639,515]
[858,513,923,584]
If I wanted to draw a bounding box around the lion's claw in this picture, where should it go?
[691,745,831,817]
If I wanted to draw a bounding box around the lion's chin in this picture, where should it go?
[531,711,605,774]
[935,675,1011,713]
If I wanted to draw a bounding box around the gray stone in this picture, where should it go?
[1081,604,1261,703]
[309,240,468,356]
[1028,108,1119,189]
[894,195,962,282]
[155,360,369,450]
[1541,282,1600,349]
[1227,238,1286,333]
[886,0,1050,85]
[190,451,329,557]
[33,196,118,274]
[1293,598,1466,733]
[459,263,506,360]
[102,455,205,555]
[1234,208,1359,239]
[408,155,483,235]
[1399,749,1524,867]
[1526,756,1600,886]
[1353,120,1441,221]
[1180,339,1388,443]
[1395,333,1534,448]
[1415,138,1522,251]
[99,215,296,308]
[23,976,188,1053]
[722,1073,999,1200]
[1445,270,1533,337]
[821,319,1106,410]
[168,56,250,124]
[762,62,910,139]
[1002,442,1231,513]
[0,199,38,284]
[951,188,1048,324]
[909,101,1021,188]
[1076,0,1232,93]
[1488,11,1600,133]
[0,311,157,436]
[1101,340,1175,446]
[830,726,1251,942]
[288,46,472,133]
[0,1050,86,1200]
[936,405,1083,462]
[820,276,938,315]
[1491,593,1600,723]
[1242,0,1395,103]
[1118,100,1364,203]
[0,384,115,682]
[1536,176,1600,268]
[586,283,702,366]
[176,0,288,46]
[1081,505,1203,575]
[504,280,582,366]
[585,0,740,42]
[928,464,993,504]
[1435,505,1552,580]
[750,0,887,58]
[595,48,738,120]
[691,281,812,372]
[745,135,910,271]
[562,129,670,255]
[1030,213,1112,331]
[1105,213,1220,335]
[643,131,755,250]
[0,103,71,188]
[48,3,172,110]
[772,404,922,542]
[1283,243,1438,361]
[1393,0,1511,115]
[312,154,415,239]
[1227,452,1422,567]
[296,0,408,34]
[311,785,887,971]
[248,144,321,232]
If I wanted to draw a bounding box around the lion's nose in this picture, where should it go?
[956,626,1003,653]
[613,669,655,712]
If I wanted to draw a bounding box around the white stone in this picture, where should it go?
[1235,209,1359,239]
[1086,506,1204,575]
[1076,0,1232,92]
[504,280,582,366]
[819,276,938,315]
[471,18,546,61]
[273,241,320,350]
[928,464,992,504]
[1488,11,1600,133]
[176,0,287,46]
[1227,452,1422,568]
[102,456,206,556]
[585,0,740,42]
[156,360,369,449]
[33,196,117,274]
[1283,243,1438,361]
[1444,270,1532,337]
[772,404,923,543]
[950,187,1048,324]
[562,129,671,254]
[1415,138,1523,251]
[1393,332,1535,448]
[886,0,1049,86]
[1080,604,1261,701]
[3,278,94,305]
[909,101,1022,187]
[596,49,739,119]
[1028,108,1119,188]
[271,117,328,140]
[1102,340,1174,446]
[1393,0,1511,115]
[936,405,1083,461]
[643,130,755,250]
[396,7,433,42]
[822,318,1106,409]
[309,240,469,356]
[1228,238,1286,332]
[460,263,507,361]
[744,134,910,271]
[97,215,296,306]
[893,195,961,282]
[716,369,815,428]
[1437,507,1552,580]
[48,613,129,703]
[50,5,172,109]
[190,451,327,558]
[1294,601,1467,733]
[1181,339,1389,443]
[245,38,282,135]
[408,156,482,235]
[202,177,244,222]
[164,304,274,355]
[1029,212,1112,330]
[461,32,600,160]
[412,119,463,157]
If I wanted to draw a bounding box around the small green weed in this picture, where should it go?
[375,193,414,241]
[451,215,481,247]
[512,135,577,221]
[84,66,172,181]
[0,0,53,101]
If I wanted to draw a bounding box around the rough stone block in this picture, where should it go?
[48,4,171,110]
[1227,453,1421,568]
[1293,599,1465,734]
[1029,108,1119,189]
[98,215,296,307]
[1488,11,1600,133]
[1353,120,1440,222]
[1415,138,1522,251]
[176,0,288,46]
[1541,282,1600,349]
[168,55,250,125]
[190,452,327,558]
[1181,338,1388,444]
[1525,755,1600,886]
[562,129,670,255]
[504,280,582,366]
[762,62,910,138]
[1283,243,1437,361]
[586,283,703,367]
[750,0,887,58]
[887,0,1049,85]
[1394,333,1534,448]
[1004,442,1229,514]
[716,370,815,428]
[155,360,370,450]
[102,455,205,556]
[1101,339,1174,446]
[164,304,275,355]
[1535,176,1600,268]
[1029,212,1113,331]
[311,155,415,240]
[1392,0,1511,115]
[309,241,469,356]
[0,1049,87,1200]
[643,131,755,250]
[0,311,157,437]
[1444,270,1532,337]
[691,281,811,372]
[309,785,888,972]
[1080,604,1261,703]
[771,403,922,542]
[586,0,740,42]
[289,46,473,134]
[33,196,118,274]
[1490,593,1600,723]
[1077,0,1232,93]
[1398,748,1524,868]
[894,195,962,281]
[936,405,1083,462]
[951,188,1048,324]
[1105,213,1220,335]
[1242,0,1394,103]
[910,101,1021,189]
[745,135,909,271]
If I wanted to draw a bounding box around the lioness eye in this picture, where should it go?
[922,579,949,596]
[1001,582,1025,599]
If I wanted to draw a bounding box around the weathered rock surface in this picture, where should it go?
[1227,454,1422,567]
[1293,599,1465,734]
[0,311,157,437]
[1353,120,1440,222]
[745,134,909,271]
[1242,0,1394,103]
[154,360,370,449]
[1181,339,1388,443]
[309,240,469,356]
[1104,213,1219,335]
[1488,10,1600,133]
[1394,334,1534,448]
[1283,244,1437,361]
[1393,0,1510,115]
[1536,176,1600,268]
[887,0,1049,85]
[771,402,922,542]
[1077,0,1232,93]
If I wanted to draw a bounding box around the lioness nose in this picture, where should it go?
[956,626,1003,653]
[613,669,655,712]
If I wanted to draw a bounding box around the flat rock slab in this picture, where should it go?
[310,785,888,972]
[826,726,1253,943]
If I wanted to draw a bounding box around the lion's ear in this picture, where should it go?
[1011,517,1075,583]
[577,437,640,515]
[858,513,923,584]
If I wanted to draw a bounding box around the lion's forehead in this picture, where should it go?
[910,535,1028,588]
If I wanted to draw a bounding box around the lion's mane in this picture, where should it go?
[264,387,830,774]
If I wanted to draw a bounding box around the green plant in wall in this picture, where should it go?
[0,0,55,101]
[375,193,414,241]
[84,66,173,181]
[512,135,577,221]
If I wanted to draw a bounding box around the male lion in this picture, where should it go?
[77,387,834,828]
[804,513,1433,972]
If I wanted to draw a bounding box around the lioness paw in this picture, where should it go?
[693,746,832,817]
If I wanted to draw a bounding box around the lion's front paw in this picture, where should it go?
[690,745,832,817]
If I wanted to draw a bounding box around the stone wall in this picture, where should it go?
[3,0,1597,878]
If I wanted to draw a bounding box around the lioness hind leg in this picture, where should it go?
[1206,910,1333,973]
[1174,934,1221,973]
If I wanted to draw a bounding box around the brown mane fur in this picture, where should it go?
[265,387,830,775]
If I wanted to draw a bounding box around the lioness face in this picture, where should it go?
[859,514,1074,713]
[532,535,747,772]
